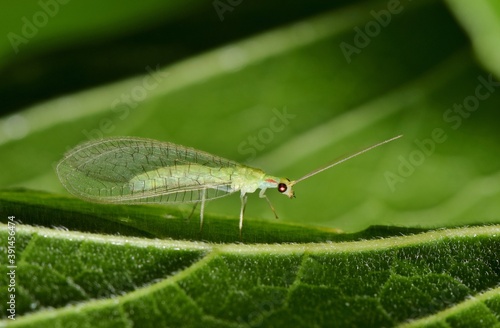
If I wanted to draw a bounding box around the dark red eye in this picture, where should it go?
[278,183,287,193]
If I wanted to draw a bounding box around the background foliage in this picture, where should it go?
[1,0,500,326]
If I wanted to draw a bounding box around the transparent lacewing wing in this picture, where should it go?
[56,135,402,234]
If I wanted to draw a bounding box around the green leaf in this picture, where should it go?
[1,219,500,327]
[445,0,500,77]
[2,0,500,233]
[2,0,500,326]
[0,189,351,244]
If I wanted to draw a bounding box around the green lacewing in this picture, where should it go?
[56,135,402,234]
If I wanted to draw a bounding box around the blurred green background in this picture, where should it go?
[1,0,500,232]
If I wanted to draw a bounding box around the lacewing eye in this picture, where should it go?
[278,183,287,193]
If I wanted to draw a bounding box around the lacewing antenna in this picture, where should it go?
[292,135,403,185]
